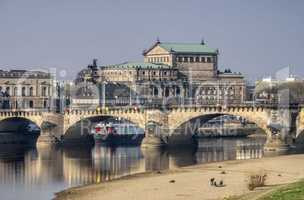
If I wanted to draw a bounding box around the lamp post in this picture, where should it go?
[99,81,107,109]
[102,81,106,109]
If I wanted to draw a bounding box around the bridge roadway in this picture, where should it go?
[0,104,303,150]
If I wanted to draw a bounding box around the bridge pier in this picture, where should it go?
[264,129,294,151]
[141,135,167,148]
[141,122,167,148]
[141,123,197,148]
[37,122,62,146]
[37,131,59,145]
[264,135,290,151]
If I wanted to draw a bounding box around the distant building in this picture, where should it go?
[74,40,246,107]
[255,76,304,104]
[143,40,218,81]
[0,70,54,110]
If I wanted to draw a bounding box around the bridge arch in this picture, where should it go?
[0,117,42,145]
[63,109,147,135]
[168,107,272,137]
[0,116,42,129]
[0,115,42,129]
[65,115,144,134]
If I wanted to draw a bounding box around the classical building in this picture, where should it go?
[143,40,218,81]
[0,70,55,110]
[142,40,245,104]
[73,40,246,107]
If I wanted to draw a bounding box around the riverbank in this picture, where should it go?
[55,154,304,200]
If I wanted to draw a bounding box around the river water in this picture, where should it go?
[0,136,296,200]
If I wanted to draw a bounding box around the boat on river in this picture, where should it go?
[90,122,144,146]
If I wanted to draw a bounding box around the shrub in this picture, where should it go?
[248,172,267,191]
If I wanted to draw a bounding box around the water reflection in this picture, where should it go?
[196,137,265,163]
[0,137,269,199]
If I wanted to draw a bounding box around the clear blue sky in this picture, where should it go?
[0,0,303,81]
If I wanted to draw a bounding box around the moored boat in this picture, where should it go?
[90,122,144,146]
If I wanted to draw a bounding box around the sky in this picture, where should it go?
[0,0,303,82]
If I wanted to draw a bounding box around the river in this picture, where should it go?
[0,136,298,200]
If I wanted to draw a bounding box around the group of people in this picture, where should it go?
[209,178,225,187]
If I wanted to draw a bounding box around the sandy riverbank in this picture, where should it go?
[55,154,304,200]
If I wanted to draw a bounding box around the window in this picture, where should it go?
[176,87,180,95]
[42,87,47,96]
[178,57,183,62]
[195,57,200,62]
[22,87,26,96]
[29,100,33,108]
[13,87,18,96]
[201,57,206,63]
[164,71,167,76]
[207,57,212,63]
[153,87,158,96]
[5,87,10,96]
[189,57,194,62]
[43,100,47,108]
[165,87,170,97]
[184,57,188,62]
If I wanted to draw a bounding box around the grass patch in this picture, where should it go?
[258,180,304,200]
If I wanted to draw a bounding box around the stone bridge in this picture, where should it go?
[0,105,303,150]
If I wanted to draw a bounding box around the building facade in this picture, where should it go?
[73,40,246,108]
[143,40,218,81]
[0,70,54,110]
[142,41,245,104]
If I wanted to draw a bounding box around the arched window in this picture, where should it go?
[22,87,26,96]
[201,57,206,63]
[5,87,10,96]
[184,57,188,62]
[29,87,33,96]
[42,87,47,96]
[13,87,18,96]
[29,100,33,108]
[195,57,200,62]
